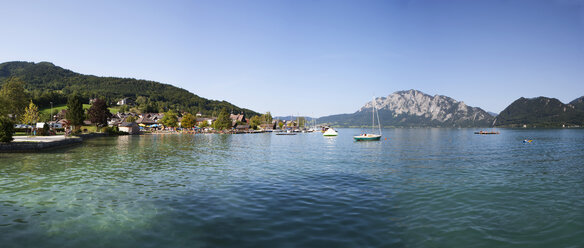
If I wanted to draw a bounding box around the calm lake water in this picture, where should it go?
[1,129,583,247]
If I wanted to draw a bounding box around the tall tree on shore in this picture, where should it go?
[0,116,15,143]
[250,115,261,130]
[87,98,112,130]
[66,94,85,129]
[213,108,231,130]
[261,112,273,124]
[0,78,29,120]
[180,113,196,129]
[21,100,40,134]
[160,110,179,128]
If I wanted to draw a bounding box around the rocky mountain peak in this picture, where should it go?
[355,89,493,126]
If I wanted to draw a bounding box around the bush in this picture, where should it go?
[104,126,128,135]
[41,123,50,136]
[0,117,15,143]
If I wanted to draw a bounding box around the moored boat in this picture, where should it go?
[323,128,338,136]
[354,96,382,141]
[353,133,381,141]
[474,130,500,135]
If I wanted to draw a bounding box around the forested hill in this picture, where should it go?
[0,61,258,115]
[495,97,584,127]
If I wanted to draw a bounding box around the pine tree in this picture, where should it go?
[66,94,85,129]
[0,116,15,142]
[213,108,231,130]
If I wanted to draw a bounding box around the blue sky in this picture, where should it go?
[1,0,583,117]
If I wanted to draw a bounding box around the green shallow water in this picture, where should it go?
[1,129,583,247]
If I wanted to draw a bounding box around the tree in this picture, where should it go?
[119,104,130,113]
[261,112,273,124]
[126,115,138,123]
[0,77,29,120]
[278,121,284,129]
[41,123,50,136]
[198,120,209,128]
[213,108,231,130]
[87,98,112,129]
[66,94,85,129]
[250,115,261,130]
[0,116,14,143]
[160,110,178,128]
[181,113,196,129]
[21,100,40,135]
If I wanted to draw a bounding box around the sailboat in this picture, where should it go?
[354,96,382,141]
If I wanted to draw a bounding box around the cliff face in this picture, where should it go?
[319,89,494,127]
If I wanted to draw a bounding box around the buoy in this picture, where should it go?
[385,138,387,140]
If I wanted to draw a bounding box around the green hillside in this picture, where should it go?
[569,96,584,111]
[495,97,584,127]
[0,61,258,116]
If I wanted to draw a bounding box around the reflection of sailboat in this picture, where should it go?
[354,97,382,141]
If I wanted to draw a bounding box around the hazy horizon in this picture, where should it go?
[1,0,583,117]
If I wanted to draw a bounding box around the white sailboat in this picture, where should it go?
[354,96,382,141]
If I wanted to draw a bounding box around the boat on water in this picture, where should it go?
[475,119,500,135]
[474,130,500,135]
[277,129,297,135]
[276,133,297,135]
[354,96,382,141]
[323,128,338,136]
[354,133,381,141]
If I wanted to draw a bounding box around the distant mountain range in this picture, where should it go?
[318,90,494,127]
[317,90,584,128]
[0,61,258,116]
[495,96,584,127]
[2,61,582,127]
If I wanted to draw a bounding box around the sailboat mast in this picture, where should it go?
[376,102,382,135]
[372,97,375,134]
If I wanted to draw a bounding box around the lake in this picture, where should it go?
[1,129,583,247]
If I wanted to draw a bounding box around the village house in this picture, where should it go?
[229,113,246,127]
[196,117,216,126]
[137,113,164,124]
[259,122,276,131]
[119,122,140,134]
[235,124,250,132]
[56,109,67,120]
[116,98,134,106]
[109,113,139,126]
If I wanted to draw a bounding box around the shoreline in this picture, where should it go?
[0,133,109,153]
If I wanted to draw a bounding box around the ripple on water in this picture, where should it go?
[0,131,583,247]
